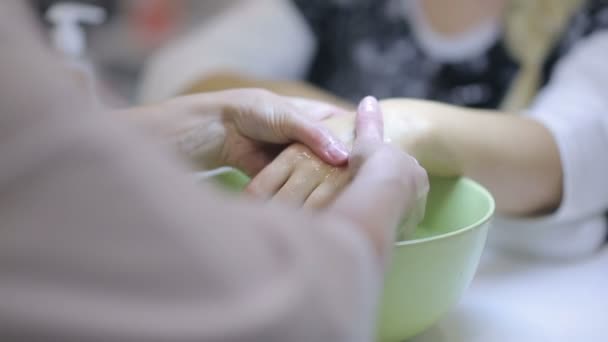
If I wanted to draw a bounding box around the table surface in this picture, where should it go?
[410,245,608,342]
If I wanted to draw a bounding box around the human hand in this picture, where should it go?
[220,90,350,175]
[246,143,354,209]
[133,89,350,176]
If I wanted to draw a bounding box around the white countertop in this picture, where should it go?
[411,245,608,342]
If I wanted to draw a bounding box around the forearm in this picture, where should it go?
[382,99,563,216]
[451,113,561,216]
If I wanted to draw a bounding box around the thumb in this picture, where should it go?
[355,96,383,144]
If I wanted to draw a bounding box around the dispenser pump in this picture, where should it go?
[46,3,106,59]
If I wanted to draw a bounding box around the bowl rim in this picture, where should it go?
[197,169,495,247]
[395,177,495,246]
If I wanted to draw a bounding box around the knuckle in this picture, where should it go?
[295,160,322,177]
[308,188,328,203]
[308,186,336,209]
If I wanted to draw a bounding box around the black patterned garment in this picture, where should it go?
[293,0,608,109]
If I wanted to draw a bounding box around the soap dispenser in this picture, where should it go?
[46,2,107,106]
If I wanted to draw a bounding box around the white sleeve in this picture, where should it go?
[489,31,608,260]
[138,0,316,103]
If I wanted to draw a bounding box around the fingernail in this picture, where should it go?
[360,96,379,113]
[327,143,349,162]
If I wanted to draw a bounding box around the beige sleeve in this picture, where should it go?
[0,3,379,341]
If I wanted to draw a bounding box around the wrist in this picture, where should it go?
[153,96,229,169]
[380,99,461,177]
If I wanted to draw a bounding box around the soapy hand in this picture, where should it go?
[246,100,423,208]
[246,143,355,208]
[244,105,357,208]
[221,90,351,175]
[139,89,352,175]
[245,103,358,208]
[248,97,429,240]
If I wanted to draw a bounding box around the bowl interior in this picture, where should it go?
[376,175,493,341]
[407,176,494,241]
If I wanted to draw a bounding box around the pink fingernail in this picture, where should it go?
[327,143,349,162]
[360,96,378,113]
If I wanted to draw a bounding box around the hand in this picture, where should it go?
[128,89,350,176]
[220,90,350,175]
[247,99,434,211]
[246,143,353,209]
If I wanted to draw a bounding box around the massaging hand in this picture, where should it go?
[133,89,350,175]
[218,90,351,175]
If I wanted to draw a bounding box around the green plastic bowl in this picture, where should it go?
[205,169,494,341]
[377,176,493,341]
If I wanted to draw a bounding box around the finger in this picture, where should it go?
[273,160,326,207]
[245,154,294,199]
[412,159,429,228]
[283,113,349,166]
[355,96,383,144]
[397,157,429,240]
[398,191,427,241]
[304,169,352,210]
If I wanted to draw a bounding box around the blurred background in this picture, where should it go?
[31,0,239,102]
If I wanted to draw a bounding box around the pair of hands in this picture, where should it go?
[152,89,428,244]
[221,91,425,216]
[240,97,429,239]
[214,90,427,238]
[213,89,351,176]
